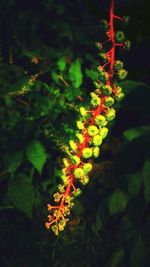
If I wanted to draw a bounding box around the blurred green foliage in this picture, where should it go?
[0,0,150,267]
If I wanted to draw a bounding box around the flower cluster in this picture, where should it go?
[9,73,38,96]
[45,0,130,235]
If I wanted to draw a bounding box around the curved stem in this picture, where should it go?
[109,0,115,77]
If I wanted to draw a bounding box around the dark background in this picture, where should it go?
[0,0,150,266]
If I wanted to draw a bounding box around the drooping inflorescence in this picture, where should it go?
[45,0,130,235]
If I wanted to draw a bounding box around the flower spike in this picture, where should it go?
[45,0,130,235]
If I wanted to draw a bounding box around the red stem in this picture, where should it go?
[113,14,122,20]
[46,0,119,231]
[109,0,115,76]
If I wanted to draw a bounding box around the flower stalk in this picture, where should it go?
[45,0,130,235]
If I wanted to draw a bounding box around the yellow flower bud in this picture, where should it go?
[99,127,108,139]
[80,175,89,185]
[76,133,84,144]
[93,135,103,146]
[69,140,77,151]
[95,115,107,127]
[93,147,100,158]
[73,188,82,197]
[104,96,115,107]
[83,163,93,173]
[88,125,99,136]
[106,108,116,121]
[58,219,66,232]
[82,147,93,159]
[52,225,59,235]
[76,120,84,130]
[79,107,87,116]
[90,96,101,107]
[71,155,80,165]
[63,158,69,167]
[53,192,61,202]
[57,184,65,193]
[74,168,84,179]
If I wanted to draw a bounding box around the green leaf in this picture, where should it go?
[95,212,103,232]
[123,128,141,142]
[73,199,85,216]
[130,234,145,267]
[92,210,103,235]
[127,172,143,197]
[7,174,38,217]
[69,58,83,88]
[4,151,24,174]
[57,57,66,71]
[119,81,150,115]
[120,217,139,246]
[123,125,150,143]
[85,68,99,80]
[26,140,47,174]
[118,80,146,95]
[3,95,12,107]
[109,190,128,215]
[143,160,150,202]
[110,248,124,267]
[51,71,59,83]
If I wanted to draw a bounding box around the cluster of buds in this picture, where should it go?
[18,74,38,95]
[45,0,130,235]
[9,74,39,96]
